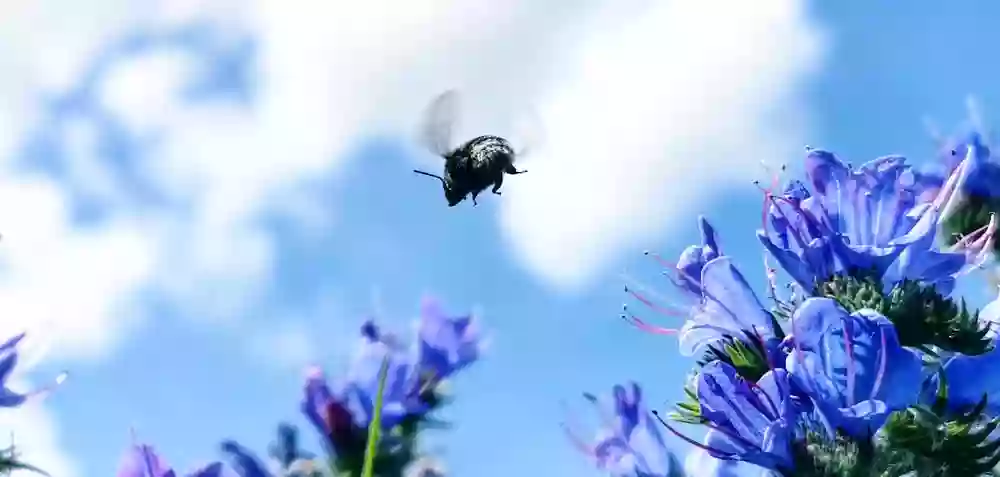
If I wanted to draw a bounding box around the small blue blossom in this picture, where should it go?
[935,130,1000,200]
[784,298,922,438]
[564,382,680,477]
[682,362,797,473]
[0,332,67,408]
[931,338,1000,415]
[300,367,360,453]
[626,218,781,358]
[348,320,429,429]
[220,440,272,477]
[674,217,723,298]
[930,293,1000,415]
[302,323,428,437]
[417,297,482,382]
[676,255,781,357]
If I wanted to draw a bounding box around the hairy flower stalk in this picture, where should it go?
[569,122,1000,476]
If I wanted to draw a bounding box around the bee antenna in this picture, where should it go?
[413,169,446,185]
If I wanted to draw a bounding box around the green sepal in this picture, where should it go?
[668,380,705,425]
[696,330,774,382]
[880,397,1000,477]
[819,274,993,356]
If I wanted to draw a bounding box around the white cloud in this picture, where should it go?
[0,178,155,360]
[245,323,319,372]
[0,0,827,472]
[499,0,826,290]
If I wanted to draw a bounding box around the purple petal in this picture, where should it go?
[186,462,224,477]
[220,441,271,477]
[300,367,337,435]
[678,257,774,355]
[117,444,174,477]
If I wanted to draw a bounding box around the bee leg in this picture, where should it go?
[504,164,528,175]
[491,175,504,195]
[472,191,480,206]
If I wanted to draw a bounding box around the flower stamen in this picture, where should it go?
[651,410,745,462]
[620,312,678,335]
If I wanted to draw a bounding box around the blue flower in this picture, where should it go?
[348,320,429,429]
[784,298,922,438]
[676,255,781,357]
[0,332,67,408]
[300,367,361,453]
[937,130,1000,200]
[564,383,681,477]
[625,218,781,357]
[931,338,1000,415]
[757,150,973,295]
[116,439,225,477]
[220,441,272,477]
[931,293,1000,415]
[674,217,722,298]
[686,362,797,473]
[417,297,482,382]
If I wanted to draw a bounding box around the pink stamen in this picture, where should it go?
[560,423,595,456]
[650,411,740,460]
[950,222,990,250]
[870,327,888,399]
[625,287,687,317]
[970,214,997,252]
[755,164,785,235]
[621,313,678,335]
[644,252,704,292]
[756,184,776,235]
[645,251,676,269]
[652,410,763,461]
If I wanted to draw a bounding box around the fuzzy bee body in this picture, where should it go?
[413,92,529,207]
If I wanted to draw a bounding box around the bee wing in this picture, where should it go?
[512,105,545,161]
[420,90,461,157]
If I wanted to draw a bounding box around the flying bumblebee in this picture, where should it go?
[412,90,529,207]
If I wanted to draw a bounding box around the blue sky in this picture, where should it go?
[1,1,1000,476]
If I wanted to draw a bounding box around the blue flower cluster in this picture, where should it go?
[563,383,683,476]
[117,298,484,477]
[573,141,1000,476]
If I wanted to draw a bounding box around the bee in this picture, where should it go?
[412,90,529,207]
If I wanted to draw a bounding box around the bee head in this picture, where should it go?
[445,186,465,207]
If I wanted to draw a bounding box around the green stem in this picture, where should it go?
[361,357,390,477]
